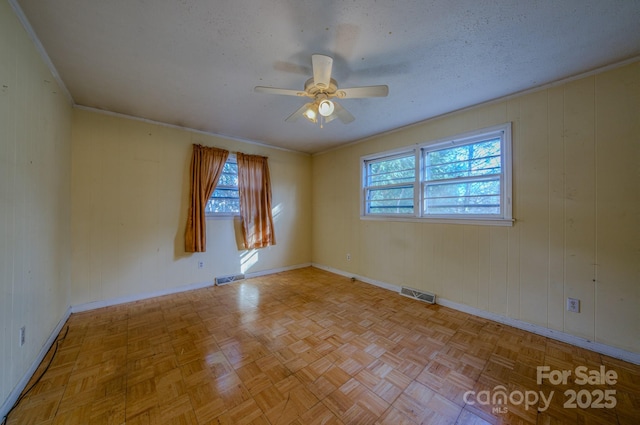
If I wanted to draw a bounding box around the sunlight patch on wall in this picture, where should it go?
[240,249,259,274]
[272,203,283,223]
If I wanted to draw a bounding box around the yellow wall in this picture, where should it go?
[70,109,311,306]
[312,62,640,354]
[2,0,638,410]
[0,0,72,407]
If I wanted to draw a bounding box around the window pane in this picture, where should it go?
[217,173,238,186]
[223,162,238,173]
[208,158,240,214]
[206,198,240,213]
[424,178,500,215]
[426,139,501,181]
[367,155,415,186]
[367,186,414,214]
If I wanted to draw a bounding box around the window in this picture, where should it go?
[423,135,503,217]
[206,155,240,215]
[363,152,416,215]
[361,123,512,225]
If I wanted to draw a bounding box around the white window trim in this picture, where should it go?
[361,148,417,218]
[360,123,514,226]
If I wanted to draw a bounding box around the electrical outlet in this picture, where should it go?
[19,326,25,346]
[198,261,204,269]
[346,253,351,261]
[567,298,580,313]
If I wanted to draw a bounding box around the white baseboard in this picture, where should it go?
[71,280,216,313]
[6,261,635,422]
[311,263,640,365]
[434,297,640,365]
[312,263,401,292]
[245,262,312,279]
[71,262,312,314]
[2,263,312,418]
[1,307,72,421]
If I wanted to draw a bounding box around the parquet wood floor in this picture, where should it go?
[6,267,639,424]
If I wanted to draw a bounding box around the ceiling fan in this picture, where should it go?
[254,54,389,126]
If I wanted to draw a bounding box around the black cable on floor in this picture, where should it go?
[1,325,69,425]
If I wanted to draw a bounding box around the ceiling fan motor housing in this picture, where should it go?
[304,78,339,97]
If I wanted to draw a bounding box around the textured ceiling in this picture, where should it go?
[13,0,640,153]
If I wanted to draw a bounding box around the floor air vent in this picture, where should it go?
[215,274,245,286]
[400,287,436,304]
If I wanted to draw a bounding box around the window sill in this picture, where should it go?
[360,215,515,227]
[206,213,240,220]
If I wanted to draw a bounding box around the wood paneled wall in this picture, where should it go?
[311,62,640,354]
[0,0,72,410]
[70,109,312,307]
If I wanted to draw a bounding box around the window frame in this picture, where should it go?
[361,149,418,217]
[360,123,513,226]
[206,154,240,218]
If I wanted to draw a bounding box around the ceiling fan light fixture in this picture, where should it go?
[254,54,388,125]
[318,99,335,117]
[303,103,318,122]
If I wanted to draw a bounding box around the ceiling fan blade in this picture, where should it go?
[312,54,333,89]
[274,60,311,76]
[336,85,389,98]
[331,101,355,124]
[285,102,314,122]
[254,86,306,97]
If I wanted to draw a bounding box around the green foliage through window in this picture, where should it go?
[206,158,240,214]
[423,138,502,216]
[364,153,415,214]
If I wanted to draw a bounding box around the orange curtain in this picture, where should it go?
[185,144,229,252]
[237,153,276,249]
